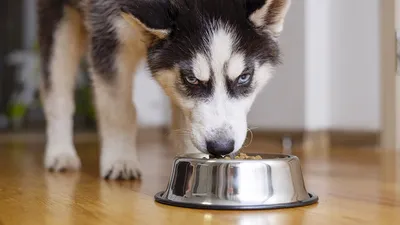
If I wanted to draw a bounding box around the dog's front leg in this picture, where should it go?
[39,7,85,172]
[170,104,198,154]
[90,59,141,180]
[89,19,142,180]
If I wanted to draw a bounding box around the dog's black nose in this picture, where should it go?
[206,139,235,156]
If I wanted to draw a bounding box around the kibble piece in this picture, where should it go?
[221,152,263,160]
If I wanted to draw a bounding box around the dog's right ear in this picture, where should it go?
[245,0,291,38]
[120,0,176,39]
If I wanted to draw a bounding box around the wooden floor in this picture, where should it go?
[0,132,399,225]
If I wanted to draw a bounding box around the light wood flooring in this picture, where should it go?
[0,131,399,225]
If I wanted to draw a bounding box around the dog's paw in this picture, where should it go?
[45,147,81,172]
[101,152,142,180]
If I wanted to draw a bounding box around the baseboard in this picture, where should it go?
[0,127,169,144]
[328,130,380,147]
[252,129,380,148]
[0,127,380,148]
[251,129,305,146]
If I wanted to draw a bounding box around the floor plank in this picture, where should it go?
[0,133,399,225]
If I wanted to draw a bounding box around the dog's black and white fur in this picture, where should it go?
[36,0,291,180]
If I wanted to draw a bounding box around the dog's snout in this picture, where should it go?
[206,139,234,156]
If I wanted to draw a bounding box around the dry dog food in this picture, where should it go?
[223,152,262,160]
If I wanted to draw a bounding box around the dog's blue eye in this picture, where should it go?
[237,74,251,85]
[185,75,199,85]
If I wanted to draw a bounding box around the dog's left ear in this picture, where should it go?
[246,0,291,37]
[120,0,176,39]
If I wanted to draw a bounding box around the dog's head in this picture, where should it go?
[121,0,291,155]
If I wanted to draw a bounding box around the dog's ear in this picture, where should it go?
[120,0,176,39]
[246,0,291,37]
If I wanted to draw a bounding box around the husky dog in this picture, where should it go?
[36,0,291,180]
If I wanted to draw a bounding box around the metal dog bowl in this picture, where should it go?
[154,153,318,210]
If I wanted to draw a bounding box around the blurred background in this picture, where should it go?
[0,0,399,149]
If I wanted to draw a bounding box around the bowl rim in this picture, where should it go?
[154,191,319,210]
[173,153,298,163]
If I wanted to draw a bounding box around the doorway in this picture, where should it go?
[380,0,399,150]
[397,7,400,150]
[396,0,400,150]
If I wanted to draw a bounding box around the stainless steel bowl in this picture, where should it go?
[155,153,318,210]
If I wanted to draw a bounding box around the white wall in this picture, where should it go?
[133,61,171,128]
[329,0,380,130]
[249,0,381,131]
[248,0,306,130]
[304,0,332,130]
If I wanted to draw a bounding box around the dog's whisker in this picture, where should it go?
[172,131,191,135]
[170,128,192,136]
[243,128,254,148]
[248,126,259,131]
